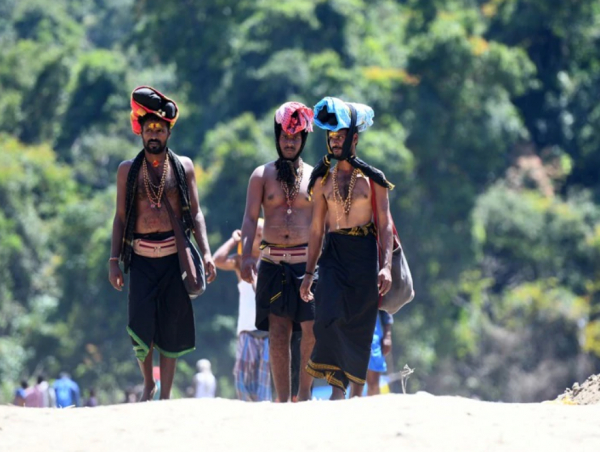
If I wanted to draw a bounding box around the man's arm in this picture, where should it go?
[240,166,264,284]
[300,179,328,302]
[374,182,393,296]
[183,157,217,283]
[108,161,131,291]
[213,230,241,272]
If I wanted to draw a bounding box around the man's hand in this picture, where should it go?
[204,255,217,283]
[378,267,392,296]
[109,261,124,291]
[381,332,392,356]
[240,256,257,285]
[232,229,242,243]
[300,275,314,302]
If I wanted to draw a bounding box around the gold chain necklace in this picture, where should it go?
[332,165,359,229]
[142,154,169,209]
[280,159,304,215]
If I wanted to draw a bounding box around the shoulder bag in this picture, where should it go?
[370,181,415,314]
[148,158,206,300]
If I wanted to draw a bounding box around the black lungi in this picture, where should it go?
[127,232,195,360]
[255,259,316,332]
[306,224,379,392]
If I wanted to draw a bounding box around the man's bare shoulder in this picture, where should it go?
[116,159,134,179]
[313,176,328,194]
[118,159,135,169]
[251,161,276,179]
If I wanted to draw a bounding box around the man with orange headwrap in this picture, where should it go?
[109,86,216,401]
[240,101,316,402]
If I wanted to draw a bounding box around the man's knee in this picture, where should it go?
[269,315,292,342]
[300,320,315,339]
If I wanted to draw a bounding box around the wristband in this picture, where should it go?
[305,271,314,276]
[108,257,119,262]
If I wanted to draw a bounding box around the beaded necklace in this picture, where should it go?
[142,154,169,209]
[280,159,304,215]
[332,165,359,229]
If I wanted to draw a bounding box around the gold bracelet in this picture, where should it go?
[108,257,119,262]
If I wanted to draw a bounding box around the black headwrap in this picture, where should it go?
[308,105,394,193]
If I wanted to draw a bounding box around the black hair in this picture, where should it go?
[274,120,308,186]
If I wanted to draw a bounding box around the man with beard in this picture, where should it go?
[109,86,216,401]
[300,97,394,400]
[240,102,316,402]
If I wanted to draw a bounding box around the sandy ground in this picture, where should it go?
[1,394,599,452]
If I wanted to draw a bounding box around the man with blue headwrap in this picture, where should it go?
[300,97,395,399]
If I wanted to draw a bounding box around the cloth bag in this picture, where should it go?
[148,160,206,300]
[162,197,206,300]
[370,181,414,314]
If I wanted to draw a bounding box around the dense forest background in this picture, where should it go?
[2,0,600,403]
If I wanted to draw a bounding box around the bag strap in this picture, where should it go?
[369,179,400,250]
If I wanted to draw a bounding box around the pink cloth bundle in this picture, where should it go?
[275,102,314,134]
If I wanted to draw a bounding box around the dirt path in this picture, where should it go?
[1,394,599,452]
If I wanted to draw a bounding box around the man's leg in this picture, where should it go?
[290,331,302,401]
[269,314,293,402]
[297,320,315,401]
[330,387,345,401]
[138,344,155,401]
[366,370,381,396]
[349,381,364,398]
[159,354,177,400]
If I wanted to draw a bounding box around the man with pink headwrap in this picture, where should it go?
[240,101,316,402]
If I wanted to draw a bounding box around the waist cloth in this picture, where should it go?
[127,231,195,361]
[234,332,271,402]
[255,243,316,332]
[306,223,379,392]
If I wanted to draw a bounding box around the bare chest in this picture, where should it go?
[134,167,182,233]
[324,174,371,208]
[263,169,312,211]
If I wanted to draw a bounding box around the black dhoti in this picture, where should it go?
[127,232,195,361]
[306,224,379,392]
[255,259,316,332]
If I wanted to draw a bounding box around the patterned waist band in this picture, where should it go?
[133,236,177,258]
[332,222,376,237]
[259,241,308,264]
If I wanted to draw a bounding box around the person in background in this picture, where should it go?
[193,359,216,398]
[13,381,28,407]
[53,372,81,408]
[36,375,54,407]
[352,311,393,396]
[213,221,272,402]
[84,388,99,407]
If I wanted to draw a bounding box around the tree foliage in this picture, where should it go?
[2,0,600,403]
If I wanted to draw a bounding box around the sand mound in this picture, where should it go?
[556,373,600,405]
[1,394,599,452]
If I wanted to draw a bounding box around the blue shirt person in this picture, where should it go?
[53,373,81,408]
